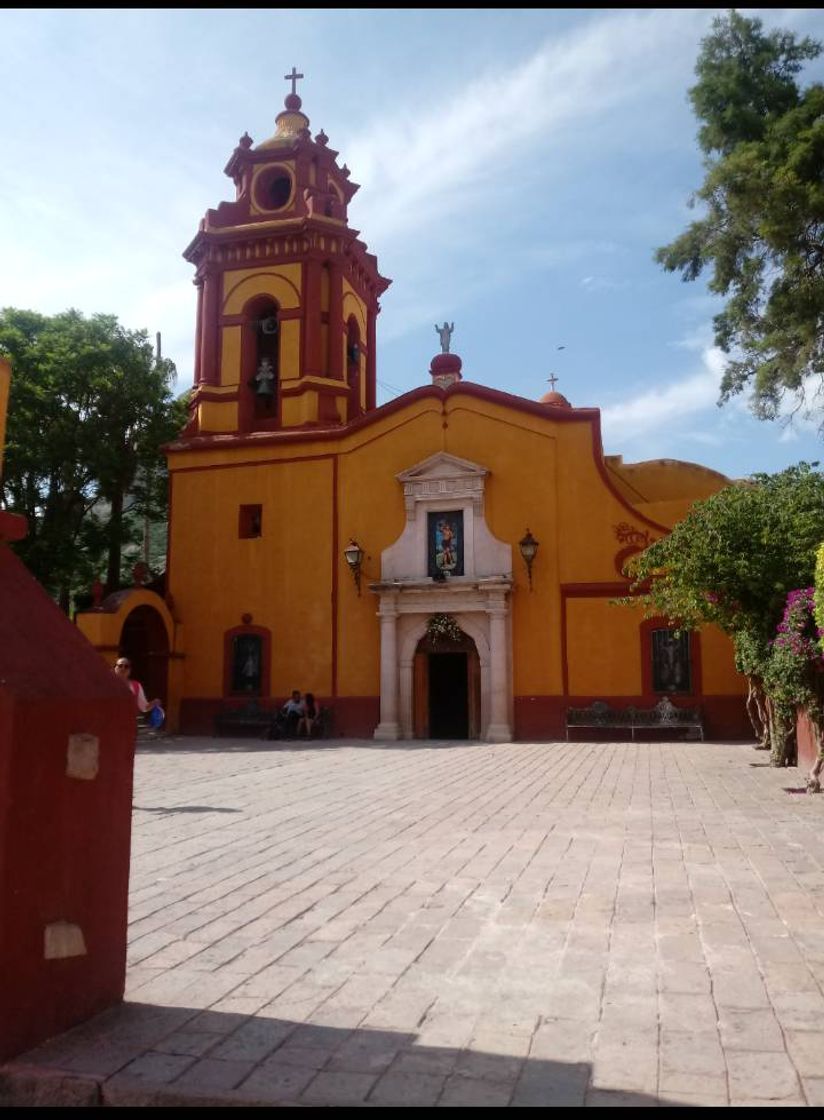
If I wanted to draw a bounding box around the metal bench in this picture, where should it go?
[566,698,703,742]
[214,699,275,738]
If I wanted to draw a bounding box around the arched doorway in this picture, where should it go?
[413,630,481,739]
[119,605,170,706]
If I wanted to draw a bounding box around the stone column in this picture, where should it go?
[200,267,220,386]
[374,595,400,740]
[328,262,343,381]
[398,658,413,739]
[486,595,511,742]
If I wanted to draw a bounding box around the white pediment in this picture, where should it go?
[381,449,510,582]
[397,452,489,484]
[397,453,489,520]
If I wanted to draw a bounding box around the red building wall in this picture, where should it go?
[0,541,135,1061]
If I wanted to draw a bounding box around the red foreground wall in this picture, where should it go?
[0,539,135,1061]
[796,708,821,773]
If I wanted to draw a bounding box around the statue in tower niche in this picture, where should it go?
[435,321,454,354]
[254,357,275,397]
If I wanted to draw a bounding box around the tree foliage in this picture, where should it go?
[657,10,824,421]
[626,463,824,637]
[815,541,824,643]
[0,308,186,609]
[624,462,824,760]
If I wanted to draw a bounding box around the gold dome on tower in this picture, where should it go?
[256,67,311,149]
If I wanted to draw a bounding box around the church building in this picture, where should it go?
[78,77,748,741]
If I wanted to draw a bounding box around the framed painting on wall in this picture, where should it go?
[427,511,464,579]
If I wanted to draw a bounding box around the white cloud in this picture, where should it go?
[346,9,710,251]
[580,274,627,292]
[601,346,723,442]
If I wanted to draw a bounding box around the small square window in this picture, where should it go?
[239,504,262,539]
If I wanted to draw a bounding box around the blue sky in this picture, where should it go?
[2,8,823,480]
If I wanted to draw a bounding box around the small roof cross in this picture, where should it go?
[547,373,559,391]
[284,67,304,97]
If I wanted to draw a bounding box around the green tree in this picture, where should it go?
[624,463,824,760]
[0,308,185,609]
[657,11,824,421]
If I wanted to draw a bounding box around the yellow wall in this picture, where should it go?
[566,598,642,696]
[170,456,334,699]
[166,387,744,713]
[701,626,747,694]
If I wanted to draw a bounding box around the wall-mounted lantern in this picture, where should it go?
[518,529,539,591]
[343,539,364,595]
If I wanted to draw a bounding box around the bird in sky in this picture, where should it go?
[557,345,566,350]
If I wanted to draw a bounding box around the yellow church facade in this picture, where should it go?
[79,80,748,741]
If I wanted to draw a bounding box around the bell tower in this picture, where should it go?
[183,71,391,436]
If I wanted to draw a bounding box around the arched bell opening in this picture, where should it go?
[346,315,362,422]
[240,294,280,430]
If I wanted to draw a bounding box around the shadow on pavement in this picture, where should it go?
[0,1000,682,1108]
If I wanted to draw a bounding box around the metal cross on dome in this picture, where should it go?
[284,67,304,96]
[547,373,559,390]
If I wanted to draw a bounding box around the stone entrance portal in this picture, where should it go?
[371,452,514,742]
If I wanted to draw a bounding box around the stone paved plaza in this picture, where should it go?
[4,736,824,1106]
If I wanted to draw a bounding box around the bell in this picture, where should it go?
[259,316,278,335]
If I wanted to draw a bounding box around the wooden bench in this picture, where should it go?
[214,700,275,739]
[565,698,704,742]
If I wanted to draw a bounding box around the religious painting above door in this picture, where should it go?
[427,510,464,579]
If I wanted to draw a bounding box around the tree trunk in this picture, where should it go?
[768,699,795,767]
[746,677,770,749]
[105,486,125,594]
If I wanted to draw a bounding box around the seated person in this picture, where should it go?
[280,689,304,737]
[114,657,161,718]
[298,692,320,738]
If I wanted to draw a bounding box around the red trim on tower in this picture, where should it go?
[331,456,339,699]
[328,261,343,380]
[304,259,323,377]
[193,280,204,384]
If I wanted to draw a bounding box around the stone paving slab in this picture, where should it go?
[2,736,824,1107]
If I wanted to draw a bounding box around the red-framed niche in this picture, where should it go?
[222,624,272,699]
[639,615,703,704]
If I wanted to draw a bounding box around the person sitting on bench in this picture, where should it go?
[298,692,319,738]
[280,690,304,737]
